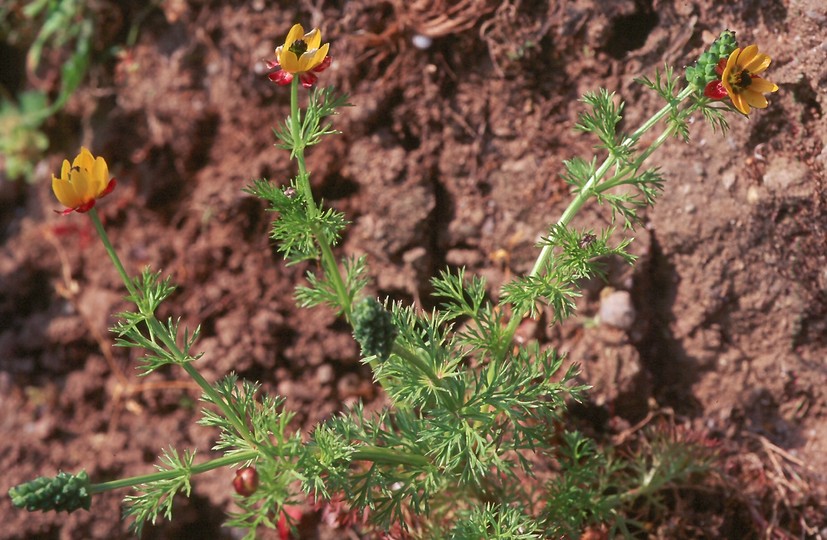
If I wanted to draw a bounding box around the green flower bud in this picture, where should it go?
[352,297,397,361]
[685,30,738,88]
[9,470,92,514]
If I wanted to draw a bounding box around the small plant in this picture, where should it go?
[1,0,94,181]
[2,0,157,181]
[9,25,778,538]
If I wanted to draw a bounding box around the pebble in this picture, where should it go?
[599,289,636,330]
[720,171,736,190]
[316,364,334,385]
[746,185,762,204]
[412,34,433,50]
[762,157,809,196]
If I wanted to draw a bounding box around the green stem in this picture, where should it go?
[89,209,138,299]
[391,343,441,387]
[496,85,695,359]
[352,445,430,468]
[290,78,353,320]
[87,209,256,447]
[90,450,258,494]
[88,445,427,496]
[596,121,679,194]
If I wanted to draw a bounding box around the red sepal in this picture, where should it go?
[100,178,117,198]
[299,72,318,88]
[704,80,728,100]
[268,70,293,85]
[312,56,332,73]
[74,200,97,213]
[714,58,727,76]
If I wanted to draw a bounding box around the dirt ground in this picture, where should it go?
[1,0,826,538]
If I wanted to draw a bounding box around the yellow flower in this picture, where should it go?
[268,24,331,88]
[719,45,778,115]
[52,147,116,215]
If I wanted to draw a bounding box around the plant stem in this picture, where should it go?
[390,343,439,383]
[89,209,138,298]
[89,450,258,494]
[496,85,695,359]
[87,209,257,447]
[290,78,353,320]
[352,445,430,468]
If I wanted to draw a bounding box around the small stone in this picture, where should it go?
[316,364,334,385]
[721,171,736,190]
[599,289,635,330]
[746,185,762,204]
[412,34,433,50]
[763,157,809,196]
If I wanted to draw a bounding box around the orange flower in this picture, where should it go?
[51,147,116,215]
[267,24,331,88]
[704,45,778,115]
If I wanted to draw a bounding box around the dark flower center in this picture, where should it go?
[731,69,753,90]
[289,39,308,58]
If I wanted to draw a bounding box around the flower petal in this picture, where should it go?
[743,53,771,74]
[730,92,750,115]
[92,156,109,195]
[304,28,321,50]
[743,90,769,110]
[749,76,778,94]
[312,55,332,73]
[297,51,314,73]
[284,24,304,49]
[724,48,741,75]
[721,78,735,101]
[313,43,330,69]
[74,147,94,171]
[737,45,759,69]
[52,176,79,208]
[279,52,302,73]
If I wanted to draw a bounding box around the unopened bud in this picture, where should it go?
[233,466,259,496]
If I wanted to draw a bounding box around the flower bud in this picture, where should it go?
[233,466,259,496]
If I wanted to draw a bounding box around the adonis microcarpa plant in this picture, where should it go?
[9,27,779,539]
